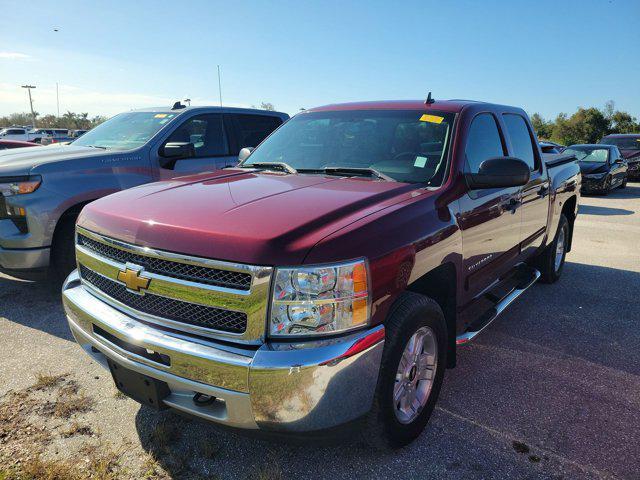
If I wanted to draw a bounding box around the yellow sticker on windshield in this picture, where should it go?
[154,114,168,118]
[419,114,444,124]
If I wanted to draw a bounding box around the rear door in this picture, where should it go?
[502,113,549,253]
[156,113,236,177]
[458,113,523,297]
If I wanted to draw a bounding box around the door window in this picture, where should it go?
[165,114,228,157]
[503,114,537,171]
[232,114,283,152]
[465,113,505,173]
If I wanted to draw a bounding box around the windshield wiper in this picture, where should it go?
[86,145,107,150]
[239,162,298,174]
[322,166,395,181]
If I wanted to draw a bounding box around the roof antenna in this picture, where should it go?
[425,92,435,105]
[171,101,186,110]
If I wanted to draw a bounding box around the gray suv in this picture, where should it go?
[0,105,288,282]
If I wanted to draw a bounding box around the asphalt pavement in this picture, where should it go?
[1,183,639,479]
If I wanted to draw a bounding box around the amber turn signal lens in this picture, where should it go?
[353,262,368,294]
[14,179,41,194]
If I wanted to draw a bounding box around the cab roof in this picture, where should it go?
[307,99,493,114]
[131,105,289,118]
[602,133,640,138]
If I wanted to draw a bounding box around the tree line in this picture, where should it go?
[0,111,108,130]
[530,101,638,146]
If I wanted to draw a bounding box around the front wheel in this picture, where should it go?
[364,292,447,449]
[49,216,78,287]
[621,175,628,189]
[602,176,612,195]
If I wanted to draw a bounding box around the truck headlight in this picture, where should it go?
[270,259,370,337]
[0,175,42,196]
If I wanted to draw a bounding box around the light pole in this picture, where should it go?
[217,65,222,107]
[21,85,37,127]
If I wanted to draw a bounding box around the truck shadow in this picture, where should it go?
[578,204,634,216]
[132,260,640,479]
[0,274,73,341]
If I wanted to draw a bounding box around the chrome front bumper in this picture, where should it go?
[62,270,385,432]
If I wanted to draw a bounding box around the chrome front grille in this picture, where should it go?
[79,265,248,333]
[77,233,252,290]
[74,226,273,344]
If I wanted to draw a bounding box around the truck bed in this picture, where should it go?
[543,152,577,168]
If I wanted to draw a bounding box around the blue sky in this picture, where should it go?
[0,0,638,119]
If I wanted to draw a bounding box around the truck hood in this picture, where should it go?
[578,162,609,175]
[0,144,101,176]
[78,169,419,265]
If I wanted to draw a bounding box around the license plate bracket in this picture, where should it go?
[107,359,170,410]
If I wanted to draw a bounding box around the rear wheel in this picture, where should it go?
[537,214,569,284]
[364,292,447,449]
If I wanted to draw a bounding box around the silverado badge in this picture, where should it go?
[117,265,151,293]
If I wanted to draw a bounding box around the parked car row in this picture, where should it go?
[0,126,89,145]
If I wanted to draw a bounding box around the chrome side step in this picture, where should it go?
[456,267,541,345]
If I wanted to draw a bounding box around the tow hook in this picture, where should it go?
[193,393,216,406]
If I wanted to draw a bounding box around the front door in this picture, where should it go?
[458,113,522,299]
[156,113,236,180]
[609,147,626,187]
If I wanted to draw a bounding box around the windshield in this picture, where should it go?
[601,137,640,150]
[565,147,609,163]
[73,111,179,150]
[242,109,455,184]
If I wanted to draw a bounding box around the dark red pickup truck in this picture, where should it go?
[62,99,580,448]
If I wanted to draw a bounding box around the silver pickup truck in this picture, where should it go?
[0,105,288,282]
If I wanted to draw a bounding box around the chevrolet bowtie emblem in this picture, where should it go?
[117,266,151,293]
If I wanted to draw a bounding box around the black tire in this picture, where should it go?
[601,176,612,196]
[537,214,569,284]
[49,216,77,287]
[621,176,627,189]
[364,292,447,449]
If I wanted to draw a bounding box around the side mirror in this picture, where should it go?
[466,157,530,189]
[238,147,254,163]
[159,142,195,169]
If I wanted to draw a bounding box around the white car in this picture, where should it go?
[0,127,48,143]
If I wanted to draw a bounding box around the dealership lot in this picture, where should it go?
[1,184,639,479]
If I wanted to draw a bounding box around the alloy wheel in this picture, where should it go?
[393,326,438,424]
